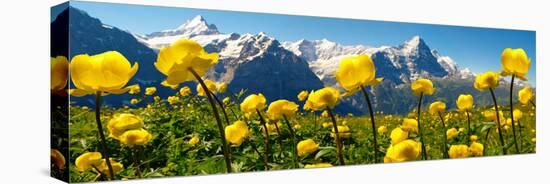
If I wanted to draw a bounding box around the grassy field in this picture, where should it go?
[64,90,536,182]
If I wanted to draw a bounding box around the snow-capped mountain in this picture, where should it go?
[282,36,474,87]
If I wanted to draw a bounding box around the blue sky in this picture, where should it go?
[58,1,536,85]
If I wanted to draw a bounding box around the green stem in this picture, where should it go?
[438,112,448,159]
[272,121,284,157]
[360,85,379,163]
[509,75,519,153]
[529,100,536,108]
[466,110,471,136]
[133,147,142,178]
[489,88,507,155]
[256,109,270,170]
[416,93,428,160]
[94,92,115,180]
[189,68,232,173]
[326,107,345,166]
[212,93,231,127]
[517,119,523,151]
[283,115,299,168]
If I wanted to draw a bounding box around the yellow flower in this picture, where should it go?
[468,142,484,157]
[470,135,478,142]
[154,39,219,89]
[51,56,68,92]
[297,90,309,101]
[95,158,124,177]
[448,145,469,158]
[513,109,523,120]
[322,122,332,128]
[217,82,227,93]
[266,100,299,120]
[240,93,267,117]
[196,79,218,96]
[69,51,139,97]
[304,163,333,168]
[225,120,250,146]
[377,125,388,134]
[294,124,302,129]
[411,78,435,96]
[75,152,103,172]
[321,110,329,118]
[483,110,504,122]
[128,84,140,94]
[119,129,153,146]
[145,87,156,95]
[130,98,138,105]
[51,149,66,170]
[154,96,161,102]
[107,113,144,139]
[179,86,191,96]
[305,87,341,111]
[458,127,465,133]
[474,71,499,91]
[297,139,319,157]
[518,86,533,105]
[331,125,351,139]
[167,96,180,105]
[390,127,409,145]
[500,48,531,80]
[261,123,280,136]
[384,139,422,162]
[189,136,200,145]
[447,128,458,140]
[335,54,383,95]
[456,94,474,111]
[401,118,418,133]
[429,101,446,115]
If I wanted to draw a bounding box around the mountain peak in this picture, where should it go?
[401,35,430,55]
[176,15,218,33]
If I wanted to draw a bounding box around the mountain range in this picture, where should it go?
[52,7,526,114]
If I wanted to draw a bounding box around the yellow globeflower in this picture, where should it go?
[179,86,191,96]
[518,86,533,105]
[145,87,156,95]
[469,142,484,157]
[225,120,250,146]
[266,100,299,120]
[513,109,523,120]
[297,139,319,157]
[429,101,446,115]
[69,51,139,97]
[167,96,180,105]
[377,125,388,134]
[130,98,138,105]
[154,96,161,102]
[51,56,69,92]
[306,87,341,111]
[384,139,422,162]
[75,152,103,172]
[470,135,478,142]
[322,122,332,128]
[119,129,153,146]
[95,158,124,177]
[261,123,279,136]
[447,128,459,140]
[456,94,474,111]
[154,39,219,89]
[304,163,333,168]
[401,118,418,133]
[51,149,66,170]
[321,110,329,118]
[483,110,504,122]
[189,136,200,146]
[297,90,309,101]
[474,71,499,91]
[217,82,227,93]
[331,125,351,139]
[335,54,383,94]
[107,113,144,139]
[448,145,469,158]
[196,79,218,97]
[501,48,531,80]
[411,78,435,96]
[240,93,267,117]
[128,84,140,95]
[390,127,409,145]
